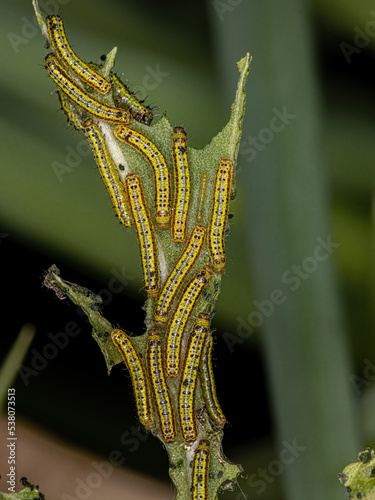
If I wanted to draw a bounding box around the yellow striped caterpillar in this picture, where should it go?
[171,127,190,243]
[111,73,153,125]
[124,173,160,297]
[207,158,233,273]
[111,329,154,430]
[83,119,132,227]
[199,333,226,429]
[46,15,111,94]
[164,266,213,379]
[45,53,132,124]
[191,439,210,500]
[179,313,210,442]
[154,224,206,328]
[146,330,176,443]
[57,90,84,130]
[114,125,171,230]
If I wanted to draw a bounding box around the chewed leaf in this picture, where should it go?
[169,434,244,500]
[0,489,41,500]
[44,265,123,372]
[0,477,45,499]
[339,449,375,499]
[119,52,251,236]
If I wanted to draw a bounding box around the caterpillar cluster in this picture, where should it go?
[44,14,236,492]
[45,15,152,124]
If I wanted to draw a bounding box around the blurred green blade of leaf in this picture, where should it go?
[207,2,361,500]
[0,324,36,411]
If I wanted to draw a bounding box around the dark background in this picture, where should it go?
[1,1,375,499]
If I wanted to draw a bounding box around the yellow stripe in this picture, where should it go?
[196,171,208,223]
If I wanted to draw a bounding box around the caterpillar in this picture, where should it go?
[146,330,176,443]
[154,224,206,328]
[164,266,213,379]
[45,53,132,124]
[207,158,233,273]
[191,439,210,500]
[83,119,132,227]
[114,125,171,230]
[111,73,153,125]
[124,173,160,297]
[196,171,208,223]
[171,127,190,243]
[199,333,226,429]
[57,90,84,130]
[46,15,111,94]
[111,329,155,430]
[179,313,210,442]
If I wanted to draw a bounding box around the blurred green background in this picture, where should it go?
[0,0,374,499]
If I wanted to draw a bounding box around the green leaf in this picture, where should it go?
[0,478,45,500]
[0,489,40,500]
[339,449,375,499]
[44,265,122,372]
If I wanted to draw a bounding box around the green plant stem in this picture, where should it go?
[32,1,251,495]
